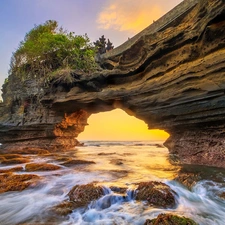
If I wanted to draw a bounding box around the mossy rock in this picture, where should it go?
[135,181,176,208]
[0,156,29,165]
[0,154,22,159]
[144,213,198,225]
[68,183,104,208]
[0,173,40,193]
[61,159,95,167]
[174,172,201,189]
[6,147,50,155]
[52,201,77,216]
[110,159,123,165]
[25,163,61,172]
[0,166,23,173]
[110,186,128,194]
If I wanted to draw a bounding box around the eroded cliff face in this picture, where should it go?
[1,0,225,167]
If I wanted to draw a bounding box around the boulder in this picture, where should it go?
[135,181,176,208]
[68,183,104,207]
[144,213,198,225]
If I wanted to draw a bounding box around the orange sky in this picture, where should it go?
[78,109,169,141]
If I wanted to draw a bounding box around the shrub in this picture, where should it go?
[9,20,97,85]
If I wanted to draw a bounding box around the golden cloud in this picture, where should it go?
[97,0,164,33]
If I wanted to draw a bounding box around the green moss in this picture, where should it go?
[144,214,198,225]
[135,181,176,208]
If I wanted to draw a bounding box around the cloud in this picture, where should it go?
[97,0,164,33]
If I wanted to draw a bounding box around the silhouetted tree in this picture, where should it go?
[94,35,114,54]
[106,39,114,52]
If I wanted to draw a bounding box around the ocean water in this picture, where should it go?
[0,141,225,225]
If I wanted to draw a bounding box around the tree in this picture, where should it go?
[10,20,97,84]
[94,35,114,54]
[106,39,114,52]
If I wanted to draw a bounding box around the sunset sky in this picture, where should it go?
[78,109,169,141]
[0,0,182,141]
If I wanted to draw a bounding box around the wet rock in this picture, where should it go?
[25,163,61,172]
[174,172,202,189]
[98,152,116,156]
[0,173,40,193]
[0,166,23,173]
[110,159,123,165]
[4,147,51,155]
[0,154,22,159]
[68,183,104,208]
[219,192,225,200]
[144,213,198,225]
[110,186,128,194]
[53,155,72,162]
[61,159,95,166]
[135,181,176,208]
[37,150,51,155]
[52,201,77,216]
[155,144,164,148]
[0,155,29,165]
[109,170,129,178]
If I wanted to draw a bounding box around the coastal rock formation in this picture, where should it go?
[1,0,225,167]
[68,183,104,207]
[0,173,40,193]
[135,181,176,208]
[144,214,198,225]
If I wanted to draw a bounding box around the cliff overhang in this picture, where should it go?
[1,0,225,167]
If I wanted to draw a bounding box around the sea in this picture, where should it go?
[0,141,225,225]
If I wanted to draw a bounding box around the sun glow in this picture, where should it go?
[97,1,163,33]
[78,109,169,141]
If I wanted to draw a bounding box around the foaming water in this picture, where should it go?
[0,141,224,225]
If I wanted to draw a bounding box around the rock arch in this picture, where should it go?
[0,0,225,167]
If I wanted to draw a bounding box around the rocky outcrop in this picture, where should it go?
[68,183,104,207]
[0,173,40,193]
[135,181,176,208]
[144,214,198,225]
[1,0,225,167]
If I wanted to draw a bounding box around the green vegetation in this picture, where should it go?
[9,20,97,84]
[4,78,8,85]
[144,213,198,225]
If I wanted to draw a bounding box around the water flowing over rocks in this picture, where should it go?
[54,181,177,217]
[1,0,225,168]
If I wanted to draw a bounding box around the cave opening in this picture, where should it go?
[78,108,169,142]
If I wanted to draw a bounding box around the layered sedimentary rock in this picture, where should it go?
[1,0,225,167]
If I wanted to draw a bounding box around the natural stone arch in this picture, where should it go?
[0,0,225,168]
